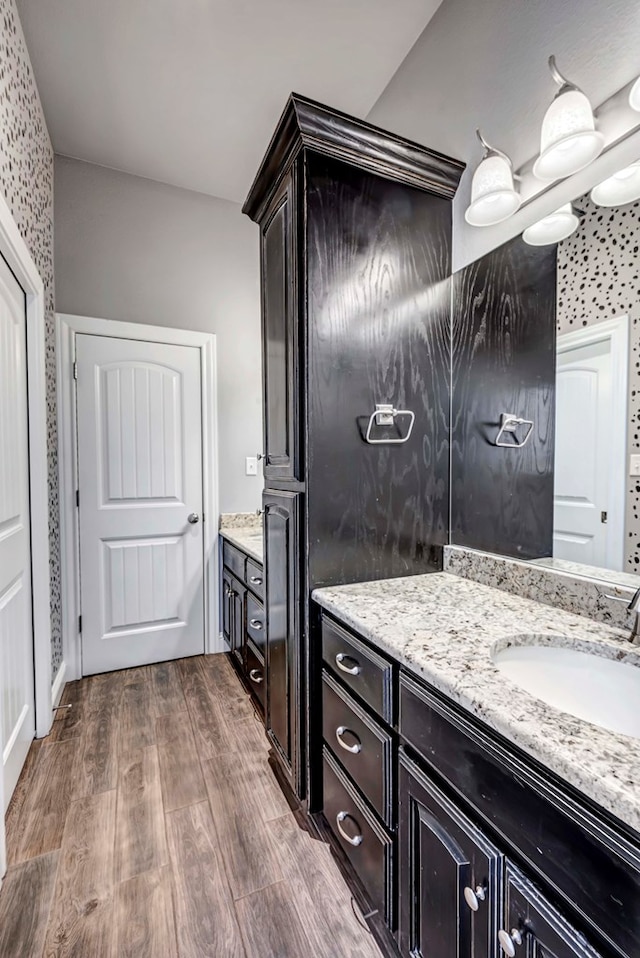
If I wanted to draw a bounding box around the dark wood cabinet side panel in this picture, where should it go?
[261,171,301,481]
[451,236,557,560]
[264,489,304,797]
[306,152,453,588]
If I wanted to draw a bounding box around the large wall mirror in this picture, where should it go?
[451,148,640,587]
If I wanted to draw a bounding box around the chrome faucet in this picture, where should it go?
[627,586,640,644]
[603,586,640,644]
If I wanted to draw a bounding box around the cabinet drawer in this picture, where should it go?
[246,593,266,655]
[322,746,393,925]
[246,640,265,712]
[246,558,264,599]
[322,616,393,723]
[322,670,393,825]
[223,541,246,580]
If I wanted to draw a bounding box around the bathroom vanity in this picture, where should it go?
[313,572,640,958]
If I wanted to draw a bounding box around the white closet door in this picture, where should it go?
[0,254,35,815]
[76,334,205,675]
[554,337,613,567]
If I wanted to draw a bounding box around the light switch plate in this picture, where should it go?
[245,456,258,476]
[630,454,640,477]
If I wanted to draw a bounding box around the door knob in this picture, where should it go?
[187,512,200,524]
[498,929,523,957]
[464,884,487,911]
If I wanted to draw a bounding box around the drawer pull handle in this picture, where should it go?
[498,929,523,957]
[335,653,361,676]
[335,726,362,754]
[250,576,263,585]
[463,885,486,912]
[249,668,264,684]
[336,811,363,846]
[249,618,263,630]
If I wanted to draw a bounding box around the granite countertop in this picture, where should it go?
[312,572,640,834]
[219,526,263,564]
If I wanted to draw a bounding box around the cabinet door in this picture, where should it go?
[501,864,605,958]
[399,750,501,958]
[230,578,245,671]
[264,489,302,794]
[222,567,233,646]
[261,170,300,481]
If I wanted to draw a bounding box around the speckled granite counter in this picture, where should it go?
[219,527,263,564]
[312,572,640,834]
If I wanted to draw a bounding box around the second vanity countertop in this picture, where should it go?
[312,572,640,835]
[219,527,264,565]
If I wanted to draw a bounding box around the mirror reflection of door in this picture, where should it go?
[553,316,628,571]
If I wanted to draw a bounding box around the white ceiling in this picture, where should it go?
[17,0,443,203]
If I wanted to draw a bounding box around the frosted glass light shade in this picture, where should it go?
[533,88,604,180]
[465,153,521,227]
[522,203,579,246]
[591,162,640,207]
[630,76,640,112]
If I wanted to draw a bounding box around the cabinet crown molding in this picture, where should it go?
[242,92,466,222]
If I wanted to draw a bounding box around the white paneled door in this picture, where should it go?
[0,255,35,812]
[554,332,617,568]
[76,334,205,675]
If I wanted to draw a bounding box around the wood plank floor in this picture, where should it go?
[1,655,383,958]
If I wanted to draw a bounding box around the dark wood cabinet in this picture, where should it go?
[399,750,501,958]
[220,536,265,718]
[244,93,464,806]
[264,489,302,792]
[261,172,300,482]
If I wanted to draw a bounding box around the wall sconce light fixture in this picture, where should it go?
[464,130,521,227]
[591,161,640,207]
[522,203,580,245]
[533,56,604,181]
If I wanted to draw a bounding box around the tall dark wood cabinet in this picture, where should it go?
[243,94,464,803]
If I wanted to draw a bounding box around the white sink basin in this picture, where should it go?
[492,639,640,739]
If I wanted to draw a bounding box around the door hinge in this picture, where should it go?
[73,360,78,380]
[601,511,608,524]
[76,489,80,507]
[78,615,82,633]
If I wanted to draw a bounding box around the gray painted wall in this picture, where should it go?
[54,156,263,514]
[368,0,640,269]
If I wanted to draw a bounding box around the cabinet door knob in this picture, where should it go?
[463,884,487,912]
[335,725,362,754]
[249,618,263,630]
[250,576,263,585]
[498,929,523,957]
[335,652,361,676]
[336,811,363,846]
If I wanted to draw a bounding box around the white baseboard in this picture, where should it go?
[51,661,68,709]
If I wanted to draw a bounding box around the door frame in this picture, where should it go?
[56,313,220,680]
[0,190,52,755]
[556,313,629,571]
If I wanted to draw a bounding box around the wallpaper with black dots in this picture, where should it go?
[557,193,640,572]
[0,0,62,675]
